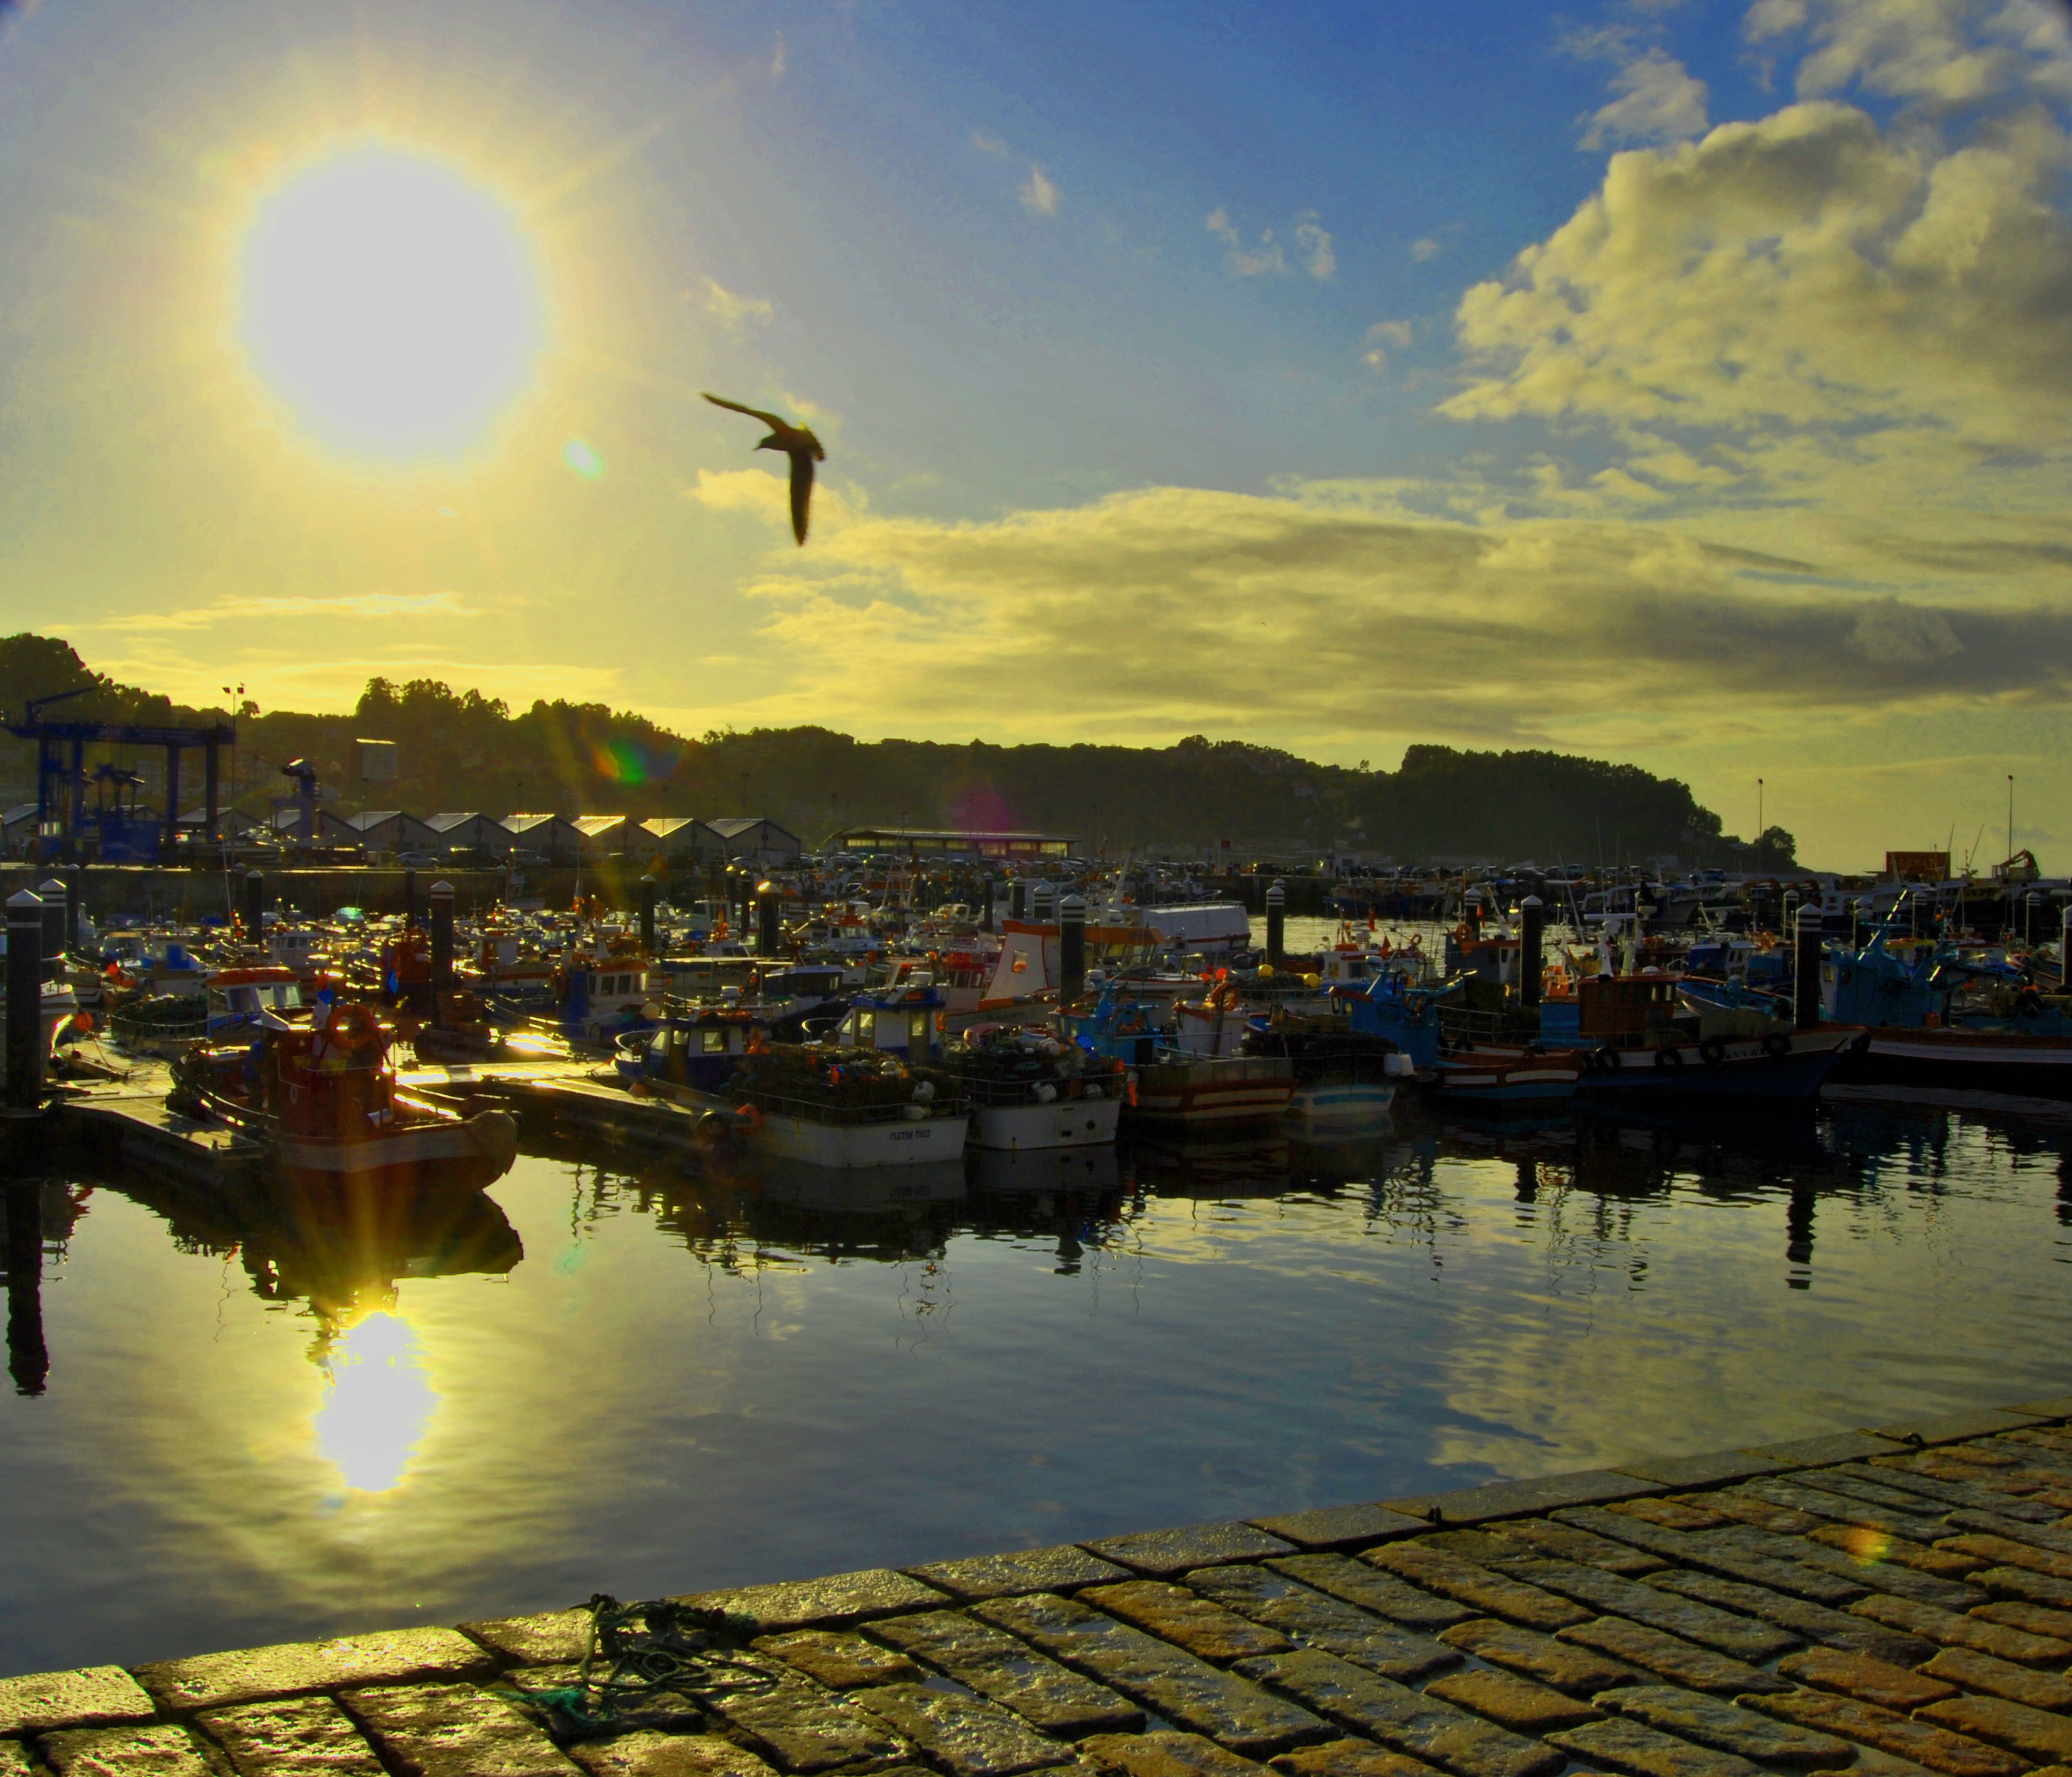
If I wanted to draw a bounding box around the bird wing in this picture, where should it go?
[704,392,789,430]
[788,450,816,545]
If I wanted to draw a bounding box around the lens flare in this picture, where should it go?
[235,143,546,462]
[563,438,605,479]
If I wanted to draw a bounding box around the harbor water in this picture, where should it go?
[3,1093,2069,1676]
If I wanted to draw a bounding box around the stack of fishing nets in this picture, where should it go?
[732,1043,956,1109]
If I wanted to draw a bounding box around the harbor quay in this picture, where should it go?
[10,1406,2072,1777]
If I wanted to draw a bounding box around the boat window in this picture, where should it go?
[703,1029,726,1054]
[911,1013,930,1043]
[856,1010,875,1043]
[649,1031,669,1059]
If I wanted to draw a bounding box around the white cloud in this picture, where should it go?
[770,30,786,81]
[1362,319,1413,369]
[696,278,775,333]
[1018,164,1060,218]
[1293,213,1336,279]
[83,592,481,632]
[1580,45,1710,147]
[1206,207,1287,277]
[1748,0,2072,106]
[971,129,1008,157]
[1410,236,1444,262]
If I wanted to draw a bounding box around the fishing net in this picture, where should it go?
[504,1594,774,1736]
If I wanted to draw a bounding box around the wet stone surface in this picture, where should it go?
[0,1670,157,1738]
[1918,1645,2072,1712]
[564,1733,779,1777]
[1433,1620,1637,1698]
[1358,1550,1585,1633]
[753,1629,923,1692]
[1084,1527,1298,1582]
[1543,1717,1763,1777]
[135,1632,497,1715]
[1555,1617,1787,1696]
[1180,1570,1457,1683]
[339,1682,581,1777]
[1641,1568,1935,1666]
[1738,1690,2025,1777]
[1078,1730,1262,1777]
[1772,1646,1956,1710]
[688,1660,910,1774]
[459,1613,595,1670]
[867,1610,1143,1738]
[37,1726,212,1777]
[494,1664,709,1737]
[1267,1740,1439,1777]
[1416,1672,1598,1736]
[671,1572,949,1635]
[1492,1559,1796,1661]
[910,1549,1135,1604]
[1594,1686,1853,1770]
[193,1695,387,1777]
[1081,1584,1296,1666]
[1917,1694,2072,1767]
[1261,1563,1470,1635]
[850,1684,1073,1777]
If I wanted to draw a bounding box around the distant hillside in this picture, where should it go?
[0,634,1794,867]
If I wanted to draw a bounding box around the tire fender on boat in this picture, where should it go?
[1762,1032,1792,1059]
[1697,1038,1727,1067]
[1654,1044,1685,1070]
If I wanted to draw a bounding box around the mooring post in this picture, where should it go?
[980,876,995,934]
[1266,879,1286,966]
[65,868,83,955]
[1520,895,1544,1010]
[430,881,455,989]
[36,880,65,970]
[1031,881,1055,928]
[242,870,265,948]
[1794,902,1823,1031]
[7,891,45,1111]
[757,883,781,956]
[402,868,420,932]
[639,876,659,954]
[4,1176,47,1396]
[1059,893,1087,1003]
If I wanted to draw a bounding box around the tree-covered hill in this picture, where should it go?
[0,635,1793,867]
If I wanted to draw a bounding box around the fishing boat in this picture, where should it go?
[169,1004,518,1193]
[948,1026,1125,1151]
[1069,986,1297,1127]
[1239,1014,1411,1130]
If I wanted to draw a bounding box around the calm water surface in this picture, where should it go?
[3,1095,2070,1677]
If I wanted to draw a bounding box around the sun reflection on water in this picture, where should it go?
[312,1310,438,1494]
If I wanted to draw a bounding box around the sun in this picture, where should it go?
[234,143,547,463]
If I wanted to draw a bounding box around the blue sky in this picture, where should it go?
[1,0,2069,866]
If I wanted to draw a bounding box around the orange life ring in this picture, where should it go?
[326,1002,379,1051]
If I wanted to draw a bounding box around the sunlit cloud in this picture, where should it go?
[1293,213,1336,279]
[1018,164,1060,218]
[1206,207,1285,277]
[82,591,481,632]
[697,277,774,332]
[769,29,787,82]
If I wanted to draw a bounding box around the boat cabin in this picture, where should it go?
[835,983,947,1061]
[618,1005,767,1092]
[209,967,304,1036]
[1541,972,1687,1048]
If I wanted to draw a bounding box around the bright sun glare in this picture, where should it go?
[236,143,546,462]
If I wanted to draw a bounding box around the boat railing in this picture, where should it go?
[734,1086,972,1126]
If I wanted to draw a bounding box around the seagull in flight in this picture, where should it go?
[703,393,826,545]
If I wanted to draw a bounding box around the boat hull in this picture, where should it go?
[752,1109,970,1169]
[1834,1029,2072,1101]
[272,1109,518,1193]
[1573,1029,1853,1104]
[1127,1058,1298,1127]
[970,1095,1122,1151]
[1285,1081,1398,1128]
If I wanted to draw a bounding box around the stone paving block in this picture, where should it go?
[1916,1696,2072,1768]
[1742,1433,1907,1468]
[1773,1647,1956,1712]
[1557,1618,1788,1697]
[1080,1584,1293,1665]
[135,1630,497,1714]
[37,1726,214,1777]
[567,1733,778,1777]
[868,1611,1142,1738]
[1736,1692,2025,1777]
[1970,1598,2072,1640]
[1245,1508,1427,1553]
[1082,1525,1297,1580]
[1943,1536,2072,1582]
[1919,1645,2072,1712]
[1696,1526,1984,1611]
[752,1630,921,1691]
[1408,1533,1529,1566]
[338,1682,580,1777]
[1700,1494,1823,1537]
[851,1684,1072,1777]
[1642,1569,1935,1666]
[1263,1562,1469,1635]
[0,1671,155,1737]
[1873,1413,2048,1446]
[1491,1518,1667,1575]
[1497,1558,1797,1660]
[1378,1471,1660,1529]
[1946,1508,2072,1551]
[458,1611,594,1668]
[1553,1507,1865,1605]
[671,1571,949,1634]
[1182,1569,1457,1683]
[1861,1469,2062,1524]
[494,1663,707,1736]
[1359,1547,1586,1631]
[909,1550,1134,1604]
[1611,1452,1793,1491]
[1972,1564,2072,1608]
[1849,1589,2072,1665]
[972,1593,1327,1756]
[1079,1731,1263,1777]
[1435,1619,1641,1697]
[667,1659,908,1774]
[1268,1741,1438,1777]
[1617,1499,1734,1531]
[1598,1686,1854,1770]
[194,1696,387,1777]
[2004,1397,2072,1419]
[1230,1650,1560,1777]
[1728,1479,1951,1545]
[0,1742,30,1777]
[1543,1717,1763,1777]
[1804,1524,1982,1579]
[1421,1671,1600,1735]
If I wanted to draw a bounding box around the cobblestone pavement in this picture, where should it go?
[11,1403,2072,1777]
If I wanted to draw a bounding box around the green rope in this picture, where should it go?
[504,1592,773,1734]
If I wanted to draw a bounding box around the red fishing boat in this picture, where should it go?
[170,1003,517,1193]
